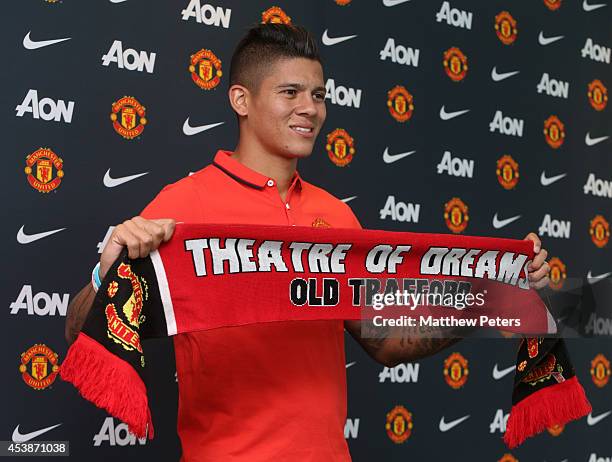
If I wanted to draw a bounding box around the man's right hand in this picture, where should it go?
[99,217,176,279]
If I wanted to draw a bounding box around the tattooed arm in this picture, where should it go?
[344,320,465,367]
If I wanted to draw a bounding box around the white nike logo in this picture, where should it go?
[439,105,470,121]
[23,31,71,50]
[439,415,470,432]
[587,271,612,284]
[103,169,149,188]
[383,147,416,164]
[341,196,357,203]
[585,132,609,146]
[17,225,66,244]
[587,410,611,426]
[538,31,565,46]
[321,29,357,46]
[492,213,521,229]
[540,171,567,186]
[382,0,412,6]
[492,364,515,380]
[491,66,520,82]
[12,423,62,443]
[583,0,607,11]
[346,361,356,369]
[182,118,225,136]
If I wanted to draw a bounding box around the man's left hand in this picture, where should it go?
[523,232,550,289]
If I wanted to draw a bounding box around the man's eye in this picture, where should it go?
[283,89,297,96]
[314,92,326,101]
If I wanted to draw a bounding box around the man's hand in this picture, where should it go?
[523,232,550,289]
[100,217,176,279]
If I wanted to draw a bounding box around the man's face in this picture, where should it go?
[247,57,326,159]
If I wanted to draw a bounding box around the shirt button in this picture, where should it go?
[267,179,274,187]
[285,203,291,209]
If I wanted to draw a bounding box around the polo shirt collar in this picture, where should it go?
[212,150,302,191]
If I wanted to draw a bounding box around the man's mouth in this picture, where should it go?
[290,125,315,137]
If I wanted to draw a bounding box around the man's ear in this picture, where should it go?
[228,84,249,117]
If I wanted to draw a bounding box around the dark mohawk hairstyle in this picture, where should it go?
[229,23,321,94]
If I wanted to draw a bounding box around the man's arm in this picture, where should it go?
[64,217,176,346]
[344,232,551,367]
[344,320,463,367]
[65,283,96,346]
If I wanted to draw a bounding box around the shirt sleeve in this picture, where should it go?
[139,179,203,222]
[342,202,363,230]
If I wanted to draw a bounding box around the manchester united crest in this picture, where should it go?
[312,218,331,228]
[261,6,292,24]
[110,96,147,140]
[387,85,414,122]
[548,257,567,290]
[546,423,565,437]
[335,0,352,4]
[543,115,565,149]
[587,79,608,111]
[498,454,518,462]
[326,128,355,167]
[494,11,518,45]
[443,47,468,82]
[527,337,543,358]
[105,262,149,356]
[19,344,60,390]
[544,0,562,11]
[385,405,413,444]
[24,147,64,193]
[444,197,469,234]
[521,353,565,385]
[443,352,469,389]
[189,48,222,90]
[496,155,519,190]
[590,353,611,388]
[589,215,610,248]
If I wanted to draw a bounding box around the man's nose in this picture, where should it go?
[295,93,318,117]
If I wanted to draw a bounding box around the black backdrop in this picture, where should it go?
[3,0,611,461]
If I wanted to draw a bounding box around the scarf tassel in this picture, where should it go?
[504,375,591,448]
[59,333,154,440]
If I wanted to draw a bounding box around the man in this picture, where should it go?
[65,24,550,461]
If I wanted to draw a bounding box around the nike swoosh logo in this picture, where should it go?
[538,31,565,46]
[492,213,521,229]
[439,415,470,432]
[383,147,416,164]
[583,0,607,11]
[585,132,609,146]
[341,196,357,203]
[23,31,71,50]
[540,171,567,186]
[17,225,66,244]
[322,29,357,46]
[491,66,520,82]
[587,271,612,284]
[587,410,612,426]
[182,118,225,136]
[383,0,412,6]
[492,364,515,380]
[12,423,62,443]
[346,361,356,369]
[439,105,470,121]
[103,169,149,188]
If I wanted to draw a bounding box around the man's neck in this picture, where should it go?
[232,143,298,201]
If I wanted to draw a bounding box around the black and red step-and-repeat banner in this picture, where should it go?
[3,0,611,461]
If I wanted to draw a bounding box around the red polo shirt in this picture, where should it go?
[140,150,361,461]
